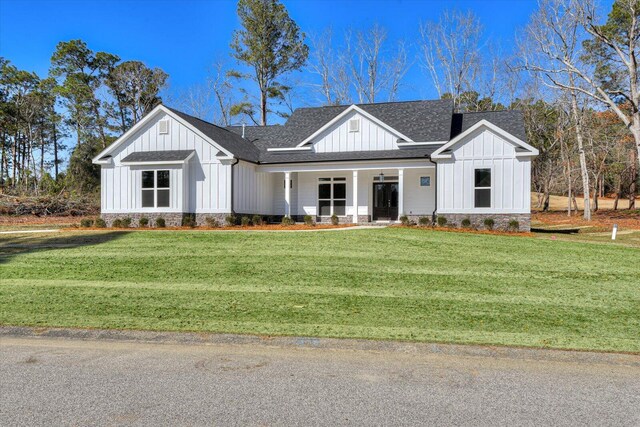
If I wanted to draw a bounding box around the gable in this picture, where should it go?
[307,109,406,153]
[96,109,231,166]
[431,120,538,160]
[93,106,238,166]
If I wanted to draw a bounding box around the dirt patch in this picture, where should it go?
[0,215,83,226]
[533,210,640,230]
[393,225,535,237]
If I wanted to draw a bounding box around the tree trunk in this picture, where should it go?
[52,122,59,180]
[630,149,637,210]
[569,84,591,220]
[260,89,267,126]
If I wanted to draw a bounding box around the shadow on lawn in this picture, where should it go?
[0,231,129,264]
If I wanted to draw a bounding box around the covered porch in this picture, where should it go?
[258,160,436,223]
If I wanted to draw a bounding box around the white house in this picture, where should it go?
[92,99,538,230]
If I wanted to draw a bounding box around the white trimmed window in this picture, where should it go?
[474,168,491,208]
[142,170,170,208]
[318,177,346,216]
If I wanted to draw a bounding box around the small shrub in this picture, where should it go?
[418,216,430,226]
[225,215,236,226]
[252,214,263,226]
[182,215,196,228]
[155,217,166,228]
[112,219,123,228]
[399,215,410,226]
[331,214,339,225]
[94,218,106,228]
[483,218,495,230]
[303,215,315,226]
[461,218,471,228]
[205,216,220,227]
[241,216,251,227]
[508,219,520,232]
[138,217,149,227]
[80,218,93,228]
[121,217,132,228]
[281,216,295,226]
[437,216,448,227]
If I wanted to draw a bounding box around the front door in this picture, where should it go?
[372,182,399,220]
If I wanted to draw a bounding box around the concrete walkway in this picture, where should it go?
[0,229,61,235]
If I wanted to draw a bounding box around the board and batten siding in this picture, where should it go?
[233,161,275,215]
[436,128,531,214]
[100,111,231,214]
[311,110,401,153]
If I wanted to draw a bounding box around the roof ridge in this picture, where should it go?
[460,109,521,115]
[293,99,451,110]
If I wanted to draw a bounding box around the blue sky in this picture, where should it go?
[1,0,541,104]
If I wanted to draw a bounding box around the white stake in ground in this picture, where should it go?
[612,224,618,240]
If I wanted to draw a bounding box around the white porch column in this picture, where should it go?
[352,170,358,224]
[284,171,291,217]
[398,168,404,220]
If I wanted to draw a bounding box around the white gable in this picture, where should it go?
[310,110,403,153]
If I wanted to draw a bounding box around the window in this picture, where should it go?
[474,168,491,208]
[142,170,170,208]
[318,177,347,216]
[420,176,431,186]
[348,119,359,132]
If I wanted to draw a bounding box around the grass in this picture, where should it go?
[1,228,639,353]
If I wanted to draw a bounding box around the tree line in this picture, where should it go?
[1,0,638,220]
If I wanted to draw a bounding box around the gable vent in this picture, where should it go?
[348,118,360,133]
[158,119,170,135]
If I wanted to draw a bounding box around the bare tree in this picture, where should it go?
[419,10,482,110]
[520,0,594,219]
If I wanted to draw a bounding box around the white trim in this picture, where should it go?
[396,141,447,147]
[430,120,539,160]
[266,146,312,152]
[92,105,235,164]
[296,104,414,147]
[258,159,435,173]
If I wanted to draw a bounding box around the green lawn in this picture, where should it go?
[1,228,638,352]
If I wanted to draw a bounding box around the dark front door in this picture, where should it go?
[372,182,399,220]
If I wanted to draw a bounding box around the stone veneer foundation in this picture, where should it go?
[436,213,531,232]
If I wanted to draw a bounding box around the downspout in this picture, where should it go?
[230,158,239,215]
[430,156,437,224]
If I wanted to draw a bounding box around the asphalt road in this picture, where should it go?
[1,336,639,426]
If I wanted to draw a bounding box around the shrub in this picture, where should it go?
[331,214,339,225]
[138,217,149,227]
[112,219,123,228]
[508,219,520,232]
[182,215,196,228]
[437,216,447,227]
[418,216,430,226]
[281,216,295,226]
[461,218,471,228]
[483,218,495,230]
[94,218,106,228]
[155,217,166,228]
[399,215,410,226]
[241,216,251,227]
[80,218,94,228]
[121,217,132,228]
[252,214,263,226]
[205,216,220,227]
[225,215,236,226]
[303,215,315,226]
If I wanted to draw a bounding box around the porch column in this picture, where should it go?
[398,168,404,220]
[284,171,291,217]
[352,170,358,224]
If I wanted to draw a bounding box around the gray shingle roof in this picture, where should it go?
[161,101,526,164]
[121,150,195,163]
[167,107,261,162]
[453,110,527,142]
